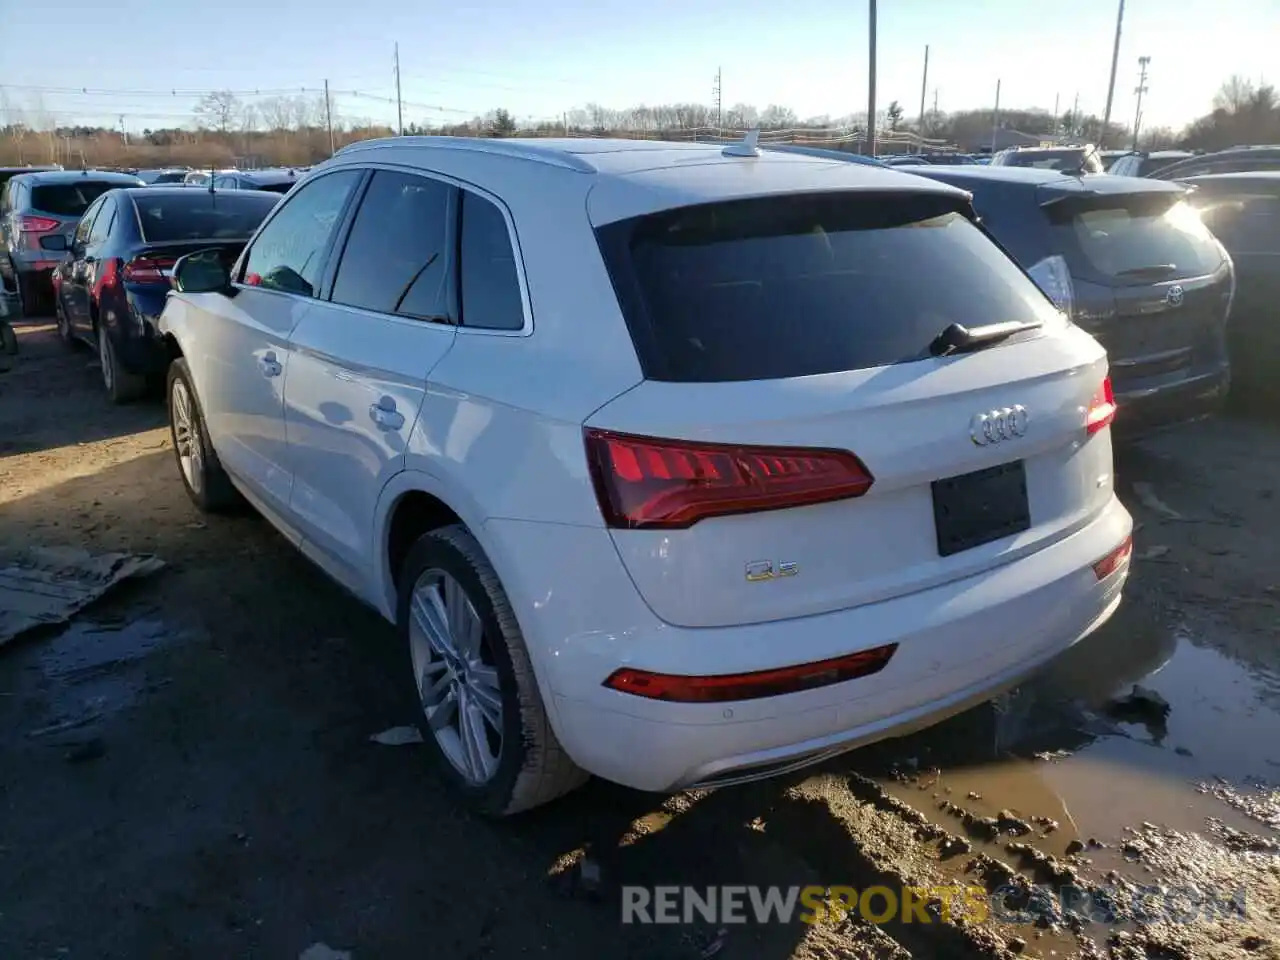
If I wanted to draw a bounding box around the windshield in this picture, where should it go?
[1047,197,1224,282]
[134,192,280,241]
[596,192,1059,383]
[30,181,123,216]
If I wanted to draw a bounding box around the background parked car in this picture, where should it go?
[909,165,1234,434]
[1183,171,1280,413]
[0,169,144,317]
[136,167,192,185]
[48,186,280,402]
[991,144,1105,175]
[182,169,236,186]
[1151,145,1280,180]
[1108,150,1197,178]
[210,169,302,194]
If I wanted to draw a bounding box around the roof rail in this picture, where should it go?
[333,136,596,173]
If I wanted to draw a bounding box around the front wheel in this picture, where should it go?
[167,358,240,512]
[398,524,587,816]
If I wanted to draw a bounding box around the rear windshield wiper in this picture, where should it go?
[928,319,1042,358]
[1114,264,1178,279]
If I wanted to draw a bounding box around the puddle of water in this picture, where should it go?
[872,599,1280,882]
[33,617,186,725]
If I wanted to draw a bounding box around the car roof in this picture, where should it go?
[324,136,969,225]
[759,144,887,167]
[907,164,1187,196]
[122,186,280,198]
[1181,171,1280,189]
[13,169,144,185]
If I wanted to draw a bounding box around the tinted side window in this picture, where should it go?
[241,170,362,298]
[88,198,116,244]
[74,198,104,245]
[331,170,453,320]
[1197,192,1280,251]
[458,191,524,330]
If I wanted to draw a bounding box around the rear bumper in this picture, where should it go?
[107,290,170,376]
[1113,363,1229,439]
[486,496,1133,793]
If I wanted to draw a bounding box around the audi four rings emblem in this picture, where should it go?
[1166,284,1185,307]
[970,405,1029,446]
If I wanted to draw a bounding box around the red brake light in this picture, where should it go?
[1093,535,1133,580]
[1086,377,1117,435]
[122,256,176,284]
[584,428,875,530]
[97,258,120,292]
[20,215,59,233]
[604,644,898,703]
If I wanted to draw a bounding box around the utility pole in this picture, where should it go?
[1053,92,1060,137]
[119,115,128,147]
[1101,0,1125,147]
[990,79,1001,154]
[324,79,335,155]
[1132,56,1150,151]
[394,43,403,136]
[712,67,722,139]
[916,44,930,153]
[866,0,878,156]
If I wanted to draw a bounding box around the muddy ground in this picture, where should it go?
[2,315,1279,960]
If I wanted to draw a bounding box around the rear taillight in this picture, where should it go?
[1093,535,1133,580]
[20,215,59,233]
[1085,377,1117,435]
[98,258,121,291]
[122,256,176,284]
[584,428,874,530]
[1026,254,1075,318]
[603,644,898,703]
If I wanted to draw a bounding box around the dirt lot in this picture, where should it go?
[2,316,1279,960]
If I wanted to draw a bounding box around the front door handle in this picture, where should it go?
[369,397,404,431]
[258,351,282,378]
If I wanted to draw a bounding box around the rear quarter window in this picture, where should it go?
[31,181,122,216]
[596,191,1059,383]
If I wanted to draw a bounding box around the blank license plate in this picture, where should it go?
[931,461,1030,557]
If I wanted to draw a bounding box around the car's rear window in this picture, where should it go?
[31,181,121,216]
[256,181,294,194]
[152,172,187,184]
[595,192,1057,383]
[134,192,279,242]
[1045,195,1224,282]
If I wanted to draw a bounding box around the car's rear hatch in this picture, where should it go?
[26,180,125,250]
[1037,181,1232,392]
[587,187,1115,629]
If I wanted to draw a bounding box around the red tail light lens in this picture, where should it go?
[20,215,59,233]
[1086,377,1117,435]
[584,428,874,530]
[96,258,121,292]
[1093,535,1133,580]
[604,644,898,703]
[122,256,176,284]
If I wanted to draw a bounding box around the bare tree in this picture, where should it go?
[760,104,797,129]
[259,96,293,132]
[194,90,242,133]
[1213,76,1256,114]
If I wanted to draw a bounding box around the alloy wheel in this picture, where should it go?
[170,378,204,493]
[408,569,504,785]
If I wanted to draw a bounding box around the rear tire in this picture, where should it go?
[55,294,78,349]
[167,358,241,512]
[98,322,146,404]
[398,524,587,816]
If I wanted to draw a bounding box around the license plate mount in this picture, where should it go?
[932,460,1031,557]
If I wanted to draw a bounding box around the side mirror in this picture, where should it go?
[40,234,69,252]
[172,249,232,294]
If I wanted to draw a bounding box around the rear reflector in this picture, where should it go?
[584,428,874,530]
[603,644,898,703]
[1086,377,1117,435]
[20,215,59,233]
[1092,535,1133,580]
[123,256,177,283]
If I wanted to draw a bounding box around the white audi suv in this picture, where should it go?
[157,136,1133,815]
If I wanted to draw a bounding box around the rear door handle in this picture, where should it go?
[369,397,404,431]
[258,351,282,378]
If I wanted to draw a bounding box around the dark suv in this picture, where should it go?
[1,169,144,315]
[910,165,1234,434]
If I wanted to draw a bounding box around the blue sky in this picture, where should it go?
[0,0,1274,134]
